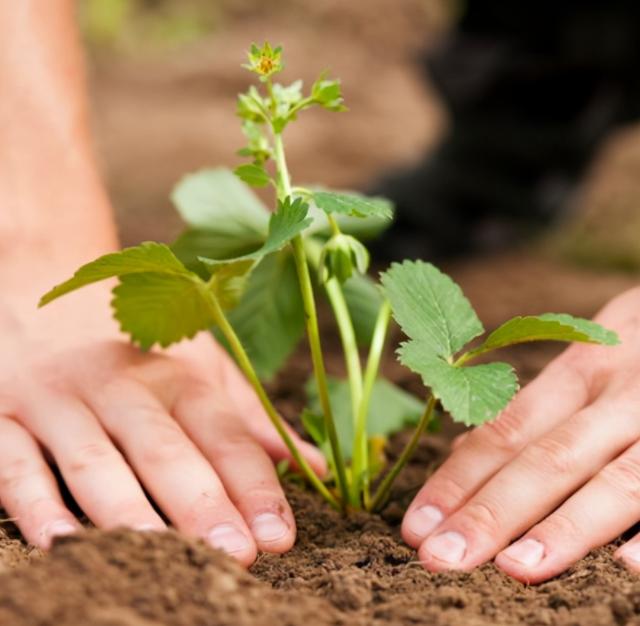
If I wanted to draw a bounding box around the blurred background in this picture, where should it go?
[82,0,640,276]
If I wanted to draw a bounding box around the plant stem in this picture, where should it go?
[369,394,437,512]
[350,300,391,507]
[325,279,363,428]
[304,238,363,461]
[327,213,341,237]
[205,289,340,510]
[272,132,350,508]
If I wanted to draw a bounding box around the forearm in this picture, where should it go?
[0,0,118,284]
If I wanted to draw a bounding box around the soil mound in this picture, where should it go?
[0,528,337,626]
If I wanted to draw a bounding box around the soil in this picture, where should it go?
[3,427,640,626]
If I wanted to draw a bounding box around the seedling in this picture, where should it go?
[40,43,619,513]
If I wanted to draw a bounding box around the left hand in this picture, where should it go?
[401,287,640,583]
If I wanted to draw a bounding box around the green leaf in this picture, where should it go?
[312,190,394,221]
[40,242,190,305]
[237,86,269,122]
[304,203,392,240]
[216,252,305,380]
[207,260,255,310]
[199,196,312,267]
[171,167,269,240]
[341,273,384,346]
[234,163,271,188]
[399,342,519,426]
[238,120,271,164]
[311,73,347,112]
[39,243,226,350]
[467,313,620,358]
[306,377,424,459]
[112,273,214,349]
[381,260,484,359]
[171,229,264,277]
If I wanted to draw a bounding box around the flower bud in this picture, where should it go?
[319,233,370,284]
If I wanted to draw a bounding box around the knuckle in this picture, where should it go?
[523,436,577,476]
[538,511,583,542]
[0,457,43,492]
[477,405,527,454]
[140,426,192,466]
[208,432,259,458]
[427,473,469,510]
[181,489,229,528]
[600,457,640,505]
[460,500,504,537]
[67,441,118,474]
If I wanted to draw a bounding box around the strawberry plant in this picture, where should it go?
[40,43,619,513]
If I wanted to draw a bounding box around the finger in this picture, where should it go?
[21,393,166,533]
[402,356,593,547]
[88,378,257,566]
[219,359,328,477]
[247,417,328,478]
[416,395,639,571]
[496,437,640,583]
[0,415,80,549]
[174,385,296,554]
[451,432,468,450]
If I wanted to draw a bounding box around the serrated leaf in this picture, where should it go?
[171,167,269,241]
[112,273,214,349]
[313,190,394,221]
[199,196,312,267]
[381,260,484,359]
[306,377,424,459]
[171,229,264,277]
[304,203,392,240]
[341,273,384,346]
[39,243,225,350]
[399,341,518,426]
[40,242,190,305]
[215,252,305,380]
[234,163,271,188]
[208,260,255,310]
[468,313,620,358]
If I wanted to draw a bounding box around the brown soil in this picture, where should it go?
[3,434,640,626]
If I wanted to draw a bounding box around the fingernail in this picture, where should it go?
[44,521,77,541]
[423,531,467,564]
[501,538,545,567]
[618,543,640,565]
[251,513,289,544]
[405,505,444,539]
[133,523,161,533]
[207,524,250,555]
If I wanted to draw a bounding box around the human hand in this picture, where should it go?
[401,287,640,583]
[0,281,325,566]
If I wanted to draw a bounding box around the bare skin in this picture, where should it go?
[402,287,640,583]
[0,1,325,566]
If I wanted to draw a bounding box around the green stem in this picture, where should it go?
[327,213,341,237]
[305,239,363,457]
[369,394,437,512]
[272,132,350,508]
[325,279,363,430]
[205,291,339,510]
[350,300,391,507]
